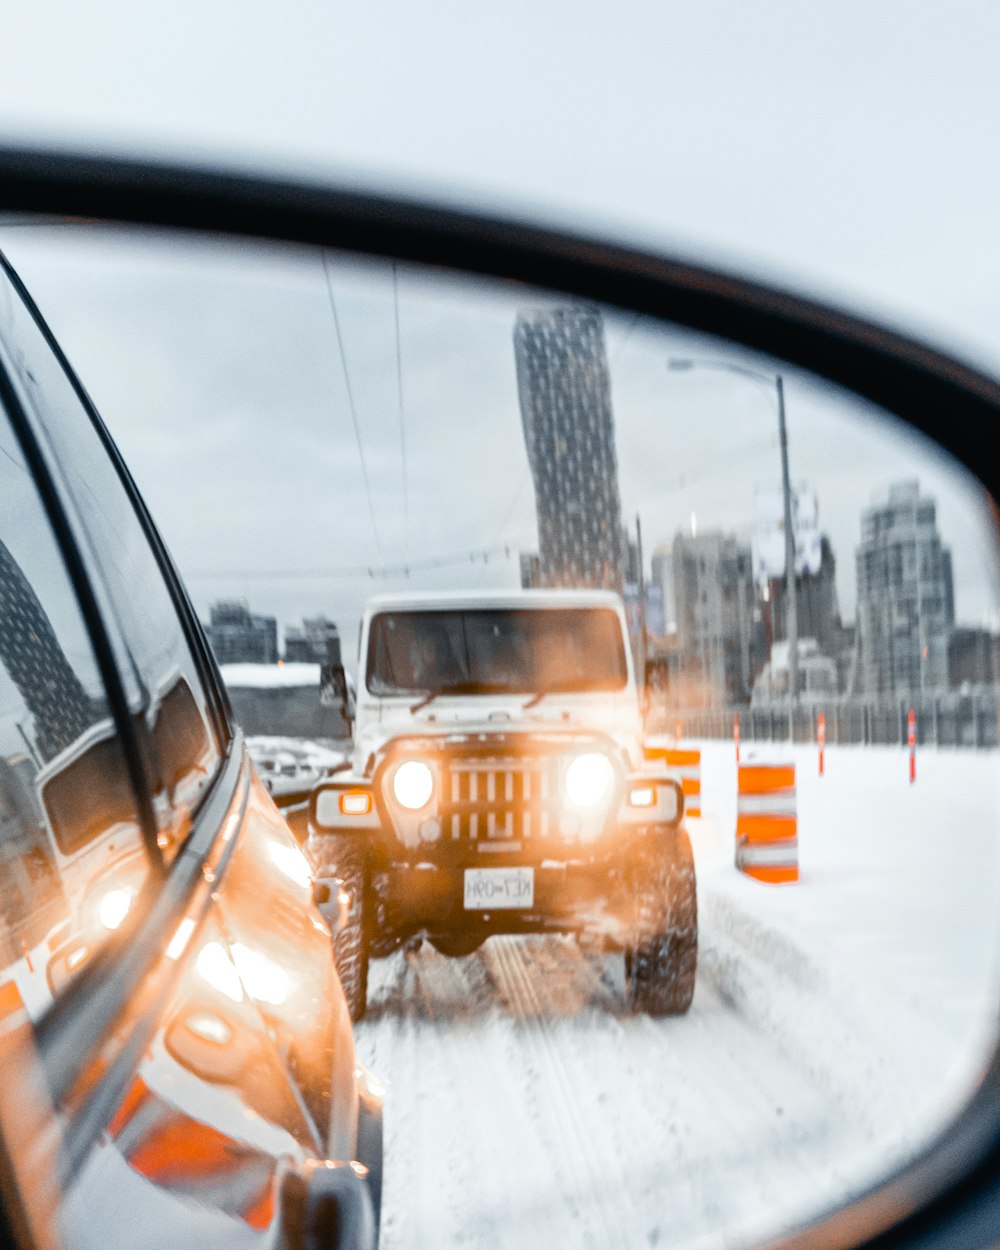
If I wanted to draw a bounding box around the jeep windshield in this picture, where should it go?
[366,607,629,697]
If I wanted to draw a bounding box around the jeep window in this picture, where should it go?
[366,607,628,695]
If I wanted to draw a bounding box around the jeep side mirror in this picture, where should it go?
[319,634,356,734]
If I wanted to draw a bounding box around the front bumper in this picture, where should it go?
[368,831,662,950]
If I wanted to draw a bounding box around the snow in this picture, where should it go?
[220,662,322,689]
[351,742,1000,1250]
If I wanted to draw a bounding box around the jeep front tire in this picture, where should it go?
[625,826,697,1017]
[316,834,370,1022]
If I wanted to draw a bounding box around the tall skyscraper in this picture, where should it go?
[514,306,625,590]
[855,481,954,697]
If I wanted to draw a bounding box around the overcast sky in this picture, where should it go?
[1,3,999,649]
[0,224,994,656]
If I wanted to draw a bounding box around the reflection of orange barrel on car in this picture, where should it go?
[735,761,798,884]
[644,746,701,818]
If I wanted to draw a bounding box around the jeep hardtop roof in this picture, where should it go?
[363,588,628,615]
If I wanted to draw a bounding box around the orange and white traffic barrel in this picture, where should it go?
[736,761,798,884]
[0,979,31,1045]
[645,745,701,818]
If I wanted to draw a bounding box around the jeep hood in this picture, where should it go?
[353,692,644,773]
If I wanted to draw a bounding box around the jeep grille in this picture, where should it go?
[440,757,556,844]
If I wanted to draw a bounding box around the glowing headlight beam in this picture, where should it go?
[392,760,434,810]
[98,887,134,931]
[564,753,615,809]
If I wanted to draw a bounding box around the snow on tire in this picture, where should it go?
[625,826,698,1017]
[317,834,370,1022]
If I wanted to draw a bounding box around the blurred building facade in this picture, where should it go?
[204,600,278,665]
[855,481,954,697]
[514,306,626,591]
[660,531,761,706]
[284,614,341,664]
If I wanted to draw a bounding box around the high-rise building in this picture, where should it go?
[668,531,759,706]
[768,534,843,657]
[204,600,278,665]
[855,481,954,697]
[514,306,625,590]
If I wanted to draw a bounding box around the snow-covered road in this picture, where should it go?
[354,744,1000,1250]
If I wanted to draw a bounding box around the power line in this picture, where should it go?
[186,544,517,582]
[322,251,385,567]
[477,471,532,586]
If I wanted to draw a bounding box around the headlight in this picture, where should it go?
[564,753,615,809]
[98,887,134,931]
[392,760,434,810]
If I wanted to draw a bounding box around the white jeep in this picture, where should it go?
[308,589,696,1020]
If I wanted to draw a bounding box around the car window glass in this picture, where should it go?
[0,266,223,858]
[0,404,155,1010]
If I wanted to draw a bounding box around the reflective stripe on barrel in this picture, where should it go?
[643,746,701,818]
[736,761,798,883]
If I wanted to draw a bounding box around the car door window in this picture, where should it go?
[0,264,223,859]
[0,404,155,1010]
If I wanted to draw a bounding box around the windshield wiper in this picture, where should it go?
[410,681,511,713]
[523,680,584,710]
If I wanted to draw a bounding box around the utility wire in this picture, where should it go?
[322,251,385,567]
[187,544,517,582]
[392,263,411,556]
[477,471,532,586]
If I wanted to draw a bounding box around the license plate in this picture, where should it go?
[463,867,534,909]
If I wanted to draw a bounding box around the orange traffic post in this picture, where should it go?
[736,761,798,884]
[908,706,916,783]
[733,713,741,764]
[817,710,826,777]
[645,745,701,818]
[675,719,683,743]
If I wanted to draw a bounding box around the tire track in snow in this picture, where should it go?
[484,936,637,1250]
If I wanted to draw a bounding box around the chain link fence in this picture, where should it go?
[653,691,999,749]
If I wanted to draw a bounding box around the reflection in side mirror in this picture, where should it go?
[5,223,1000,1250]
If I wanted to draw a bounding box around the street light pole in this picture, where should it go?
[666,357,798,738]
[776,376,798,739]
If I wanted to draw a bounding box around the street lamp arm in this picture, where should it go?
[667,356,781,406]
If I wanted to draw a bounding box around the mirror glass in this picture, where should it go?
[2,222,999,1250]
